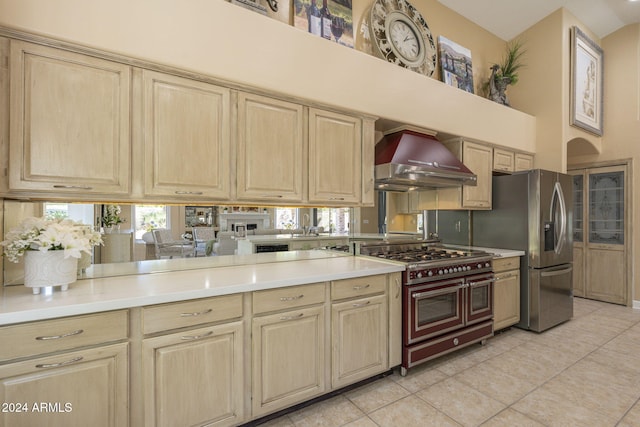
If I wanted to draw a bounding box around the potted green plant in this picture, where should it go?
[486,39,526,106]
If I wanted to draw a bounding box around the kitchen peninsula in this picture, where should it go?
[0,251,404,426]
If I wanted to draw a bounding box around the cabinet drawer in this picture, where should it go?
[143,294,243,335]
[493,256,520,272]
[331,275,386,300]
[0,310,128,362]
[253,283,325,315]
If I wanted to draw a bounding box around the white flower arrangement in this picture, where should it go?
[1,217,103,263]
[101,204,125,227]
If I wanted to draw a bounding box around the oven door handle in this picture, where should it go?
[467,278,496,288]
[412,284,465,299]
[467,278,496,287]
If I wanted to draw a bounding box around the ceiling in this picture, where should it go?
[438,0,640,40]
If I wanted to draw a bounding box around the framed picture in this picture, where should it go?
[293,0,354,48]
[438,36,474,94]
[570,26,604,136]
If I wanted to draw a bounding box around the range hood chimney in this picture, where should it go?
[375,127,477,192]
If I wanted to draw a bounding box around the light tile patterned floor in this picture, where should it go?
[257,297,640,427]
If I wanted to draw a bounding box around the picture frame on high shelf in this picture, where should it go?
[438,36,474,94]
[293,0,354,48]
[570,26,603,136]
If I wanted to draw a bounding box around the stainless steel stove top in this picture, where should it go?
[356,240,493,284]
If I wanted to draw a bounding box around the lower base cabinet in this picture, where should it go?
[0,342,129,427]
[493,257,521,331]
[251,305,325,418]
[141,321,244,427]
[331,294,388,389]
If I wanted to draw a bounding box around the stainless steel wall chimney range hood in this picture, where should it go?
[374,128,477,192]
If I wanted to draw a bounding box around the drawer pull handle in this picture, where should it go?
[280,313,304,321]
[36,356,84,369]
[35,329,84,340]
[264,195,284,198]
[180,309,213,317]
[53,185,93,190]
[175,190,204,195]
[329,197,345,201]
[352,301,371,308]
[181,331,214,341]
[280,294,304,301]
[353,284,370,291]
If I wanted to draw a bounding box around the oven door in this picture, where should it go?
[404,278,465,344]
[465,273,494,324]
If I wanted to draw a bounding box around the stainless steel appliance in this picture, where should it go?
[374,127,477,191]
[358,241,494,376]
[473,169,573,332]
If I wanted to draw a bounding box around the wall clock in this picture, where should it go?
[368,0,437,77]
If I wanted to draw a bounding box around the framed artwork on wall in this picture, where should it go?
[438,36,474,94]
[293,0,354,48]
[570,26,604,136]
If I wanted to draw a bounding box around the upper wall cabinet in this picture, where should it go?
[8,40,132,196]
[438,139,493,210]
[141,70,231,200]
[308,109,362,205]
[237,93,305,204]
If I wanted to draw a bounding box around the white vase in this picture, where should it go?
[24,251,78,295]
[77,252,91,274]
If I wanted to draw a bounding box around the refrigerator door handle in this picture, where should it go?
[551,181,567,255]
[540,266,573,277]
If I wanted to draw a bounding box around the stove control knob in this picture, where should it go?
[485,262,491,268]
[449,268,454,273]
[438,270,444,275]
[466,266,472,271]
[477,264,482,269]
[428,271,433,277]
[416,272,422,278]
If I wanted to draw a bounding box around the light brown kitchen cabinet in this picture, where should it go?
[330,276,388,389]
[0,311,129,427]
[141,70,231,200]
[252,285,325,418]
[8,40,132,197]
[438,139,493,209]
[237,92,305,203]
[308,108,362,205]
[139,295,244,427]
[514,153,534,171]
[493,148,514,173]
[492,256,521,331]
[141,322,244,427]
[387,273,402,368]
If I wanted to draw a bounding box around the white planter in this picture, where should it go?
[24,251,78,295]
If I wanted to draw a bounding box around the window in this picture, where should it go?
[134,205,168,239]
[274,208,298,230]
[43,203,94,226]
[315,208,350,234]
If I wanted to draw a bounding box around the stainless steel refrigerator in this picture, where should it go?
[473,169,573,332]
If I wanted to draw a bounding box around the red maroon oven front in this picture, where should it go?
[401,269,494,375]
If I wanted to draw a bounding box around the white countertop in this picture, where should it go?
[0,252,404,326]
[241,234,349,242]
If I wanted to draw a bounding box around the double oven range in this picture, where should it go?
[357,240,495,376]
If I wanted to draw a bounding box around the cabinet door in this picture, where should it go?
[142,71,231,199]
[461,141,492,208]
[142,321,244,427]
[331,294,387,389]
[252,305,325,417]
[493,148,514,173]
[0,343,128,427]
[514,153,534,171]
[308,108,361,204]
[438,140,492,209]
[493,269,520,331]
[9,40,131,195]
[237,93,304,203]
